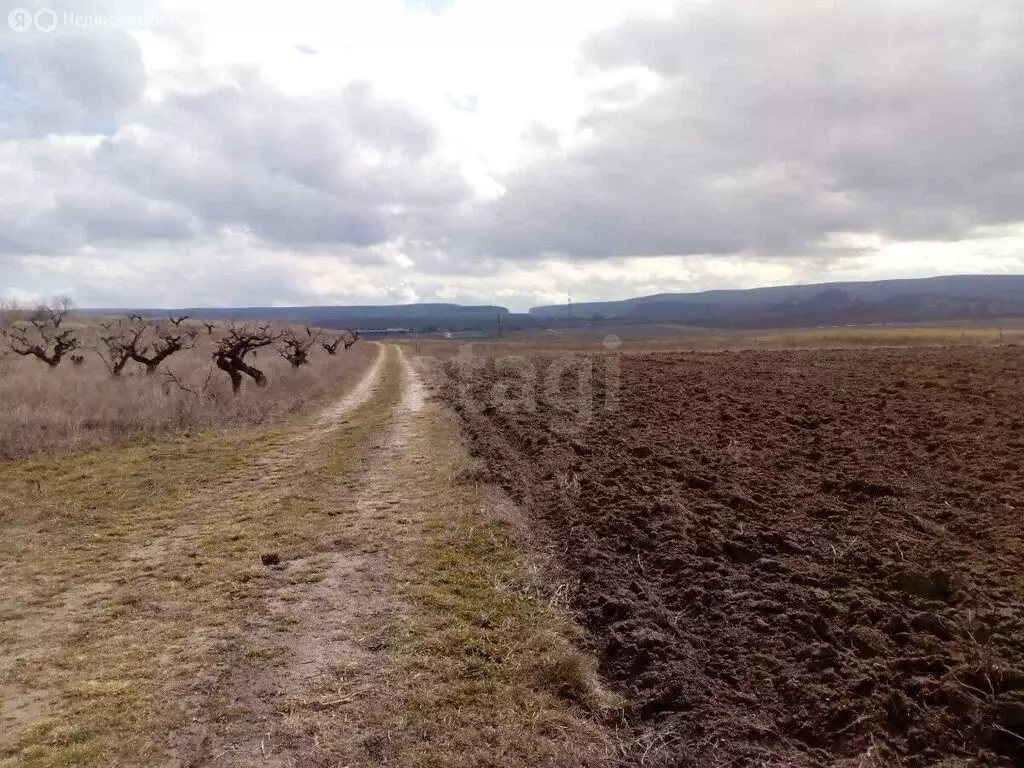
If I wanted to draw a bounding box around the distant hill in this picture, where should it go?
[86,303,511,332]
[721,291,1024,329]
[530,274,1024,327]
[83,275,1024,333]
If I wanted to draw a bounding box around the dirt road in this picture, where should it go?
[1,344,610,768]
[168,345,433,767]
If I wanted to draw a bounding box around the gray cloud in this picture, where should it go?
[522,122,560,148]
[1,39,471,253]
[53,188,196,242]
[469,0,1024,261]
[1,9,146,137]
[89,73,469,248]
[3,0,1024,309]
[341,80,439,159]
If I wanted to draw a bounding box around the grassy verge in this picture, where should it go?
[395,402,622,768]
[0,347,397,767]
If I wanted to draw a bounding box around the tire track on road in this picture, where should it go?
[173,346,433,767]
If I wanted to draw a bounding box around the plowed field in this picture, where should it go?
[440,347,1024,767]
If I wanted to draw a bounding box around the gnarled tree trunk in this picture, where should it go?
[215,356,244,393]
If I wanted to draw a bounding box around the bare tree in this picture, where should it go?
[212,323,278,393]
[130,323,198,374]
[321,328,359,355]
[321,336,343,355]
[169,315,190,327]
[0,304,19,369]
[94,319,147,377]
[0,300,20,331]
[31,295,75,328]
[27,295,75,330]
[276,329,318,370]
[203,321,216,335]
[128,313,144,323]
[3,297,79,366]
[4,324,79,367]
[70,354,85,366]
[55,295,75,326]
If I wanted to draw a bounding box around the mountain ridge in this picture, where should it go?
[529,274,1024,317]
[80,274,1024,331]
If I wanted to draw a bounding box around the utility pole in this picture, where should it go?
[496,312,502,339]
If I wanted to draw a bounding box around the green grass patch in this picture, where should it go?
[396,408,620,768]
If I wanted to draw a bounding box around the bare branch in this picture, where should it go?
[321,336,343,355]
[4,323,79,367]
[322,328,359,354]
[212,323,278,393]
[94,319,147,377]
[162,368,214,400]
[50,295,75,328]
[276,329,317,370]
[169,315,190,327]
[28,304,49,332]
[131,323,198,374]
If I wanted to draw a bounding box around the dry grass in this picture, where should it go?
[403,323,1024,360]
[155,346,410,767]
[0,318,374,459]
[744,325,1024,348]
[0,429,285,766]
[0,346,621,767]
[0,347,393,767]
[391,396,623,768]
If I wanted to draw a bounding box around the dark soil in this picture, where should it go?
[439,346,1024,767]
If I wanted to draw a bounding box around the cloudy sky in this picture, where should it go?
[1,0,1022,310]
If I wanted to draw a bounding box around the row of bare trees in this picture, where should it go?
[212,324,359,392]
[1,298,361,394]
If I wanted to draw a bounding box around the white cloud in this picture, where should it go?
[1,0,1022,308]
[1,286,45,304]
